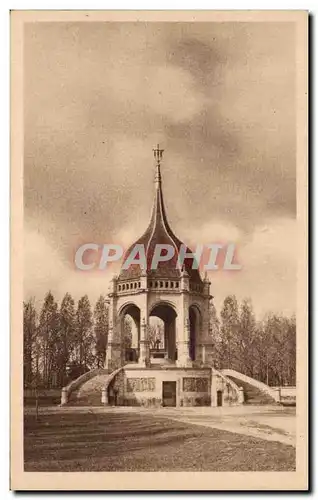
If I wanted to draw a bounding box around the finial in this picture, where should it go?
[181,265,189,278]
[153,143,164,165]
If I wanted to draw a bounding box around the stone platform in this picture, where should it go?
[105,364,240,407]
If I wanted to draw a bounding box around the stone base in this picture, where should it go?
[106,365,217,407]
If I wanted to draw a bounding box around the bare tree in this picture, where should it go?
[75,295,94,370]
[23,298,37,388]
[57,293,76,386]
[94,295,109,368]
[38,291,59,388]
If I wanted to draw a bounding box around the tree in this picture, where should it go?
[123,315,133,348]
[220,295,239,369]
[148,320,164,349]
[38,291,59,388]
[237,298,256,376]
[75,295,93,369]
[57,293,76,386]
[23,298,37,388]
[209,301,221,368]
[94,295,109,368]
[282,315,296,386]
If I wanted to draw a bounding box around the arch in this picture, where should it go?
[118,302,141,363]
[118,301,141,317]
[149,300,177,316]
[149,301,177,362]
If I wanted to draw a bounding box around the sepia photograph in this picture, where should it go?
[10,10,308,491]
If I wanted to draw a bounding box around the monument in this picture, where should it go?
[103,146,234,407]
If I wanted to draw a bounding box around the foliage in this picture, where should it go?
[75,295,94,368]
[211,296,296,386]
[23,290,296,389]
[57,293,76,387]
[23,298,37,387]
[94,295,109,368]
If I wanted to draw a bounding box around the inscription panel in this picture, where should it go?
[126,377,156,392]
[183,377,208,393]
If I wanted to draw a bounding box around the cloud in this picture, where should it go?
[23,21,296,317]
[208,218,296,317]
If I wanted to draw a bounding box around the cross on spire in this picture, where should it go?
[153,144,164,165]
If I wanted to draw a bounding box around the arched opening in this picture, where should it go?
[149,303,177,363]
[120,303,140,363]
[149,317,165,350]
[189,305,201,361]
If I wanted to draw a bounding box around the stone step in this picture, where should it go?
[227,376,276,405]
[68,369,111,405]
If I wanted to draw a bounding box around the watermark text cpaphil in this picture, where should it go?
[74,243,242,271]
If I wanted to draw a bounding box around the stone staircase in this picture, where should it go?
[68,369,111,406]
[226,375,276,405]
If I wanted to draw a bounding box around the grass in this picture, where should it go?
[24,389,61,407]
[24,411,296,472]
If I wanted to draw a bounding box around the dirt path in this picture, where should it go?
[25,404,296,446]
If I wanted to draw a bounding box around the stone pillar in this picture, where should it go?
[203,273,211,297]
[60,388,68,406]
[200,295,214,366]
[204,341,214,366]
[139,317,150,367]
[201,344,206,365]
[140,269,148,290]
[177,272,191,367]
[101,387,108,405]
[273,387,281,403]
[238,387,244,404]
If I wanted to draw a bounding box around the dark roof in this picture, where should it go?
[119,162,202,284]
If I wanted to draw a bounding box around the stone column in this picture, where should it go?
[101,387,108,405]
[138,290,150,366]
[273,387,281,403]
[105,318,122,371]
[201,297,214,366]
[139,317,150,366]
[176,271,191,367]
[60,388,68,406]
[238,387,244,404]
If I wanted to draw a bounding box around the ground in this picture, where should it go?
[24,406,296,472]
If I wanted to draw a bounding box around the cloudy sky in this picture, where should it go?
[24,21,296,317]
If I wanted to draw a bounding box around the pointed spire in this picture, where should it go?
[153,143,164,164]
[118,144,203,285]
[153,144,164,187]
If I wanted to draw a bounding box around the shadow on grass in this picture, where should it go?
[24,412,296,472]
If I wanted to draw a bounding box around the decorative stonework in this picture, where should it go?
[181,395,211,407]
[105,148,212,385]
[183,377,208,392]
[126,377,156,392]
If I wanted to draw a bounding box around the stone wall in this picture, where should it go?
[211,370,240,407]
[108,367,213,407]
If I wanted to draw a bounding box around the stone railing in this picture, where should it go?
[60,368,105,405]
[221,368,280,402]
[272,386,296,398]
[212,367,243,404]
[101,366,125,405]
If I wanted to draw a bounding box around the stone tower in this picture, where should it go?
[105,146,213,372]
